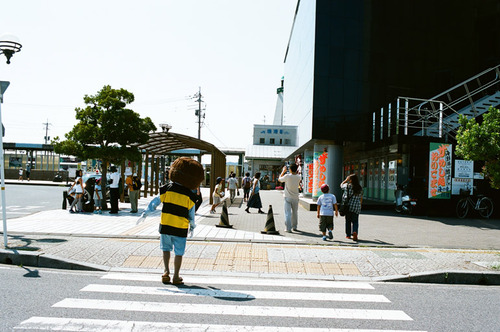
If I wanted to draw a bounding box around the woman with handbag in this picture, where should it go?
[340,174,363,241]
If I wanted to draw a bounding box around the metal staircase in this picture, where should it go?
[397,65,500,140]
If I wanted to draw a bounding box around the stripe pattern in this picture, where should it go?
[159,182,197,237]
[14,272,427,332]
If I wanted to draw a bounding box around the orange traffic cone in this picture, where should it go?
[216,200,233,228]
[261,205,279,235]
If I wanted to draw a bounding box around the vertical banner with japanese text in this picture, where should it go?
[428,143,452,199]
[303,150,313,196]
[312,147,328,199]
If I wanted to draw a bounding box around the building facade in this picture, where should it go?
[283,0,500,210]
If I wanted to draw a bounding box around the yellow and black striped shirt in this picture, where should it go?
[158,182,198,237]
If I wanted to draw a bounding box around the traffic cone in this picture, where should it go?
[216,200,233,228]
[261,205,279,235]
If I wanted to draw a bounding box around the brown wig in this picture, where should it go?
[169,157,204,190]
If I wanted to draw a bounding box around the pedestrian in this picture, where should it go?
[340,174,363,241]
[69,170,84,213]
[93,178,103,214]
[139,157,204,285]
[126,171,140,213]
[227,173,239,204]
[26,164,31,181]
[241,172,252,202]
[210,177,224,213]
[109,166,121,214]
[278,164,301,232]
[193,186,203,212]
[18,168,23,181]
[245,172,265,214]
[316,184,338,241]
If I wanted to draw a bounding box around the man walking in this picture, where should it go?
[278,164,301,232]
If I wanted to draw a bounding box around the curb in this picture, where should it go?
[3,248,500,285]
[379,270,500,285]
[0,249,109,272]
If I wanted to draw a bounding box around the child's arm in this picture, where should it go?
[334,203,339,217]
[316,204,321,218]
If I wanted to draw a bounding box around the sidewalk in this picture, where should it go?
[1,188,500,283]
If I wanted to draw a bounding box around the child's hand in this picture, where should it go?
[335,211,339,217]
[317,214,320,219]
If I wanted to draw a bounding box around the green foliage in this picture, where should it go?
[53,85,156,165]
[456,107,500,189]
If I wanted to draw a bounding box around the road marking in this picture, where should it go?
[16,317,427,331]
[81,284,390,302]
[101,272,375,289]
[53,298,412,320]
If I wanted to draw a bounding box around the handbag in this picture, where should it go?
[339,190,352,216]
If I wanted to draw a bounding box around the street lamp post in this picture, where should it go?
[0,34,22,247]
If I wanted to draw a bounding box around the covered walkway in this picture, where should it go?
[135,131,226,204]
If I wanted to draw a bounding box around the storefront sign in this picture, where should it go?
[452,178,473,195]
[455,160,473,179]
[428,143,452,199]
[312,148,328,198]
[304,152,313,195]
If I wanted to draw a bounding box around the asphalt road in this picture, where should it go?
[2,265,499,331]
[1,184,66,219]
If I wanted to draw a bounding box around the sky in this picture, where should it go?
[0,0,297,152]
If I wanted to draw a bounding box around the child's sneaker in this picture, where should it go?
[328,230,333,239]
[322,235,327,241]
[93,210,98,214]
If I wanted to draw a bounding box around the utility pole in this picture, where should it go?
[42,119,52,144]
[193,87,205,140]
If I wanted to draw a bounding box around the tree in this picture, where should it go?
[53,85,156,201]
[455,106,500,189]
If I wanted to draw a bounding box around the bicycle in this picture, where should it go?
[455,189,494,219]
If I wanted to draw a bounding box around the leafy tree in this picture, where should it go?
[53,85,156,199]
[456,106,500,189]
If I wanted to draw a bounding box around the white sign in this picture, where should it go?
[452,178,473,195]
[455,160,474,179]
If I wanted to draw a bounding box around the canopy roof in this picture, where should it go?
[136,131,226,204]
[136,131,224,156]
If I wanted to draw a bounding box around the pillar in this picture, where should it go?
[312,143,343,200]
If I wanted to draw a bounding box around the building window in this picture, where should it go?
[280,139,283,144]
[280,129,283,134]
[259,138,265,144]
[267,129,272,134]
[270,138,275,144]
[273,129,278,134]
[284,139,291,145]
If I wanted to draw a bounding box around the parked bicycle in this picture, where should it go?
[455,189,494,219]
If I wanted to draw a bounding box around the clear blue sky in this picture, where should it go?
[0,0,297,150]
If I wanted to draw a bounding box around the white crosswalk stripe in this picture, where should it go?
[101,272,376,289]
[15,272,427,332]
[16,317,427,332]
[81,283,390,302]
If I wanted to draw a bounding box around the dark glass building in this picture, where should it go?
[284,0,500,210]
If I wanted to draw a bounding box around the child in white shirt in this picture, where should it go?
[316,184,339,241]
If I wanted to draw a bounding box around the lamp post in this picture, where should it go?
[0,34,22,247]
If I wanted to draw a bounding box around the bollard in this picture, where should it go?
[62,191,68,210]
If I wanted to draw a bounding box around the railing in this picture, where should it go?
[372,65,500,142]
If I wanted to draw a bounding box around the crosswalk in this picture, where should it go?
[15,273,426,331]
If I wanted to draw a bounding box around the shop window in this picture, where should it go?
[259,138,265,144]
[270,138,275,144]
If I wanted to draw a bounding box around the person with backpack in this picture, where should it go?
[127,172,142,213]
[241,172,252,202]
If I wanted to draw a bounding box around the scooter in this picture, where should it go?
[394,185,417,214]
